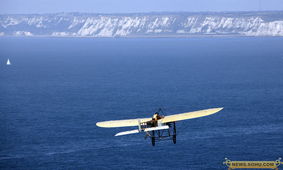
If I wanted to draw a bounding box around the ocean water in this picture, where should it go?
[0,37,283,170]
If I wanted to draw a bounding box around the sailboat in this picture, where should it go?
[6,59,11,65]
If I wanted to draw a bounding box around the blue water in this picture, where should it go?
[0,37,283,169]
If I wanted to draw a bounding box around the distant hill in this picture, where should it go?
[1,11,283,37]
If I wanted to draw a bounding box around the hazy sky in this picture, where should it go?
[1,0,283,14]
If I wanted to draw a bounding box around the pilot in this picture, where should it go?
[152,112,159,121]
[153,112,164,120]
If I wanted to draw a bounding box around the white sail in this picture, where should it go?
[6,59,11,65]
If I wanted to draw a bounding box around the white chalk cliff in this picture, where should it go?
[1,12,283,37]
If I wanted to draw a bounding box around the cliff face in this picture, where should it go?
[1,12,283,37]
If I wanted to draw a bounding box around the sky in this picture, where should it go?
[0,0,283,14]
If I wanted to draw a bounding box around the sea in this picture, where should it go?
[0,37,283,170]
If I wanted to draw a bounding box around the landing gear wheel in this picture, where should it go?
[173,135,176,144]
[151,137,155,146]
[151,131,155,146]
[173,122,176,144]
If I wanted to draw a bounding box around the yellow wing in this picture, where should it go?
[161,108,223,123]
[96,108,223,128]
[96,117,152,128]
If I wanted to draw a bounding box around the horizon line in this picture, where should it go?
[1,10,283,15]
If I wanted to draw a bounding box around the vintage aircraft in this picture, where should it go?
[96,107,223,146]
